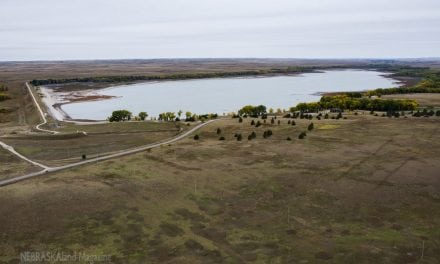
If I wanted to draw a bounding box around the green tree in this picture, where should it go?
[138,112,148,120]
[109,110,132,122]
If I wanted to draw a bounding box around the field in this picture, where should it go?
[1,59,440,263]
[1,121,186,167]
[1,113,439,263]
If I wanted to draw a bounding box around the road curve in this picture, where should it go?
[25,82,59,134]
[0,119,216,187]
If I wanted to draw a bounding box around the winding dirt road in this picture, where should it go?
[0,83,217,187]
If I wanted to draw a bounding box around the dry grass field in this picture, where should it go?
[1,121,187,167]
[1,113,439,263]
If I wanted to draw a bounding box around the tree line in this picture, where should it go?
[29,67,315,86]
[291,95,418,112]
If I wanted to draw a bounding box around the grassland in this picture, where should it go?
[1,113,439,263]
[1,121,186,167]
[1,59,440,263]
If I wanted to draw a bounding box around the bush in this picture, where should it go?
[219,136,225,141]
[278,120,281,125]
[194,135,199,140]
[298,132,307,139]
[251,120,255,125]
[239,117,243,123]
[436,110,440,116]
[82,154,87,160]
[255,121,262,127]
[251,131,257,139]
[324,113,329,119]
[263,130,273,138]
[288,120,291,124]
[248,135,253,140]
[291,120,296,126]
[216,128,221,134]
[237,134,242,141]
[308,123,314,131]
[286,137,292,141]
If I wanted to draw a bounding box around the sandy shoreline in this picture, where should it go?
[40,87,115,122]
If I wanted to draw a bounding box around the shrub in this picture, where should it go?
[271,118,275,124]
[82,154,87,160]
[308,123,314,131]
[436,110,440,116]
[291,120,296,126]
[298,132,307,139]
[288,120,291,124]
[251,131,257,139]
[239,117,243,123]
[251,120,255,125]
[237,134,242,141]
[219,136,225,141]
[216,128,221,134]
[324,113,329,119]
[278,120,281,125]
[256,121,262,127]
[248,135,253,140]
[194,135,199,140]
[286,137,292,141]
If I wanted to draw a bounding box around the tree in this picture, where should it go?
[185,111,192,120]
[308,123,314,131]
[109,110,132,122]
[138,112,148,121]
[178,110,183,118]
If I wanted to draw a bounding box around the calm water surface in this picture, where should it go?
[61,70,400,120]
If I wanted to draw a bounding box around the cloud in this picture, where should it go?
[0,0,439,60]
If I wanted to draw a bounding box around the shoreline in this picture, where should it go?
[40,69,410,122]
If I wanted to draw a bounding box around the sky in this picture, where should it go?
[0,0,439,61]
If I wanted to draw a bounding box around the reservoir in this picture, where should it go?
[52,70,400,120]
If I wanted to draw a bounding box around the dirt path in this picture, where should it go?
[0,82,218,187]
[0,119,216,187]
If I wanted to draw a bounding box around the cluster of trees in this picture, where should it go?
[0,83,9,102]
[0,84,8,91]
[108,110,132,122]
[158,112,176,121]
[291,95,418,112]
[30,67,315,86]
[238,105,267,117]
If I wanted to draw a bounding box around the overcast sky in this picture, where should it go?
[0,0,439,61]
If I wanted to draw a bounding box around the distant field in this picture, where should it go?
[1,113,439,263]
